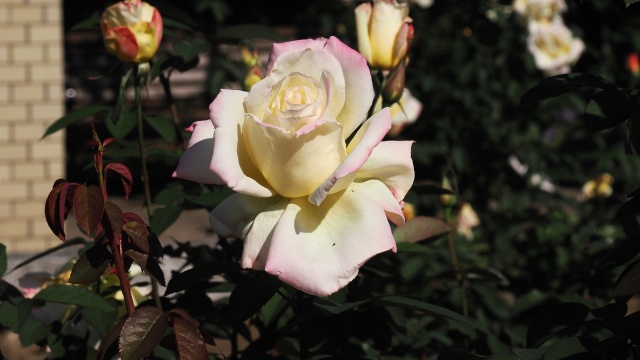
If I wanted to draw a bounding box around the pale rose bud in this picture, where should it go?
[440,177,456,206]
[355,0,413,70]
[382,57,408,105]
[629,53,640,76]
[402,202,416,221]
[101,0,163,63]
[456,203,480,240]
[373,88,422,136]
[527,19,584,76]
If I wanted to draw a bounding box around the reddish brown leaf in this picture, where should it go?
[103,201,124,244]
[73,184,105,237]
[105,163,134,200]
[124,250,165,286]
[103,137,116,148]
[123,222,151,254]
[393,216,454,243]
[45,181,79,242]
[68,244,112,284]
[173,317,208,360]
[119,307,169,360]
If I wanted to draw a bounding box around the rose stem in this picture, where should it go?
[114,234,136,316]
[135,70,162,309]
[158,71,187,149]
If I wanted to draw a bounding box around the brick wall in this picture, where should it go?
[0,0,65,253]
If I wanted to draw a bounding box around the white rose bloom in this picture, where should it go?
[411,0,434,9]
[527,19,584,76]
[513,0,566,23]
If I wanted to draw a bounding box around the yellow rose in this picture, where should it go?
[101,0,163,63]
[355,0,413,70]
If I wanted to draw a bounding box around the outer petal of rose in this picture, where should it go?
[243,115,346,198]
[309,108,391,206]
[370,0,409,69]
[353,180,404,225]
[210,89,274,197]
[264,185,397,297]
[355,140,415,202]
[324,36,375,138]
[265,38,325,75]
[172,120,223,184]
[354,2,373,64]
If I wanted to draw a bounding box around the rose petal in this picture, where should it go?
[243,114,346,198]
[209,193,284,238]
[355,2,373,64]
[172,120,223,184]
[210,89,274,197]
[352,179,404,226]
[264,184,397,296]
[355,140,415,202]
[309,108,391,206]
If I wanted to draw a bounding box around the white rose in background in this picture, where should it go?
[374,88,423,136]
[411,0,434,9]
[527,19,584,76]
[173,37,415,296]
[513,0,566,25]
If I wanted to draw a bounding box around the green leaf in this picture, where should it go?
[82,301,118,334]
[612,260,640,298]
[543,337,593,360]
[583,89,630,131]
[393,216,453,243]
[33,284,113,311]
[438,349,488,360]
[18,313,51,346]
[519,73,613,108]
[147,0,198,28]
[150,206,182,236]
[154,184,184,206]
[0,300,31,332]
[96,319,126,360]
[119,306,169,360]
[70,11,100,30]
[512,348,545,360]
[73,184,105,237]
[106,110,137,140]
[42,105,110,139]
[0,279,23,302]
[173,317,209,360]
[0,243,6,277]
[173,38,210,62]
[526,302,590,347]
[626,102,640,154]
[215,24,287,42]
[188,188,233,207]
[144,115,177,143]
[164,263,239,295]
[229,275,280,321]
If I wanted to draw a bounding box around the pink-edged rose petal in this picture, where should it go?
[172,120,223,184]
[209,89,274,197]
[309,108,391,206]
[351,179,404,226]
[264,184,397,297]
[355,140,415,202]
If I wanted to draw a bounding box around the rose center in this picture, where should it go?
[265,72,327,131]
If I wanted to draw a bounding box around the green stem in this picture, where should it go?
[158,72,187,149]
[135,75,162,310]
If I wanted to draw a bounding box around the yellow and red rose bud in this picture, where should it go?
[401,202,416,221]
[382,57,408,105]
[240,47,264,91]
[456,203,480,240]
[101,0,163,63]
[581,173,614,201]
[355,0,413,70]
[629,53,640,76]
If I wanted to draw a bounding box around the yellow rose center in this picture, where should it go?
[265,72,327,131]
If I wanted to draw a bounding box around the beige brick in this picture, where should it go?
[0,7,7,23]
[28,24,61,42]
[31,142,63,160]
[32,103,63,121]
[46,160,63,178]
[13,237,47,253]
[28,0,60,4]
[15,200,43,217]
[14,163,45,180]
[0,85,8,102]
[13,84,44,101]
[33,220,54,237]
[44,4,60,22]
[0,164,10,181]
[0,104,27,122]
[45,44,62,62]
[30,64,62,82]
[11,6,43,23]
[12,44,44,62]
[0,65,27,82]
[0,182,29,200]
[0,144,28,160]
[0,202,11,218]
[0,26,26,43]
[13,123,42,140]
[45,83,63,101]
[31,180,57,198]
[0,47,8,63]
[0,219,28,237]
[0,124,9,141]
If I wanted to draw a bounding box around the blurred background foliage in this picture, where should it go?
[11,0,640,358]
